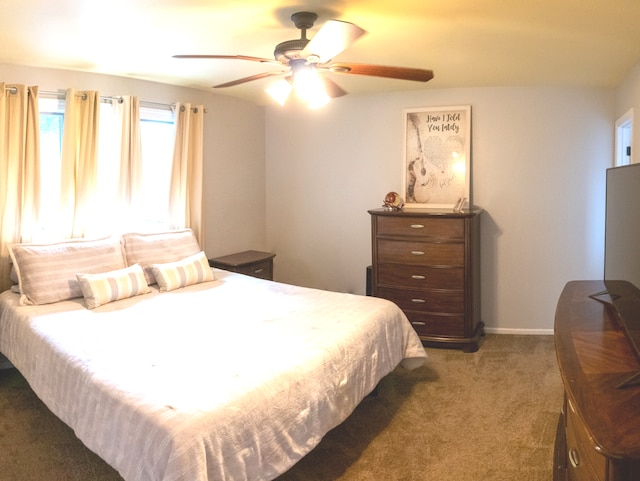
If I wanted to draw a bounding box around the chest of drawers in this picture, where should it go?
[369,208,483,352]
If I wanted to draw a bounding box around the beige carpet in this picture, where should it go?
[0,334,563,480]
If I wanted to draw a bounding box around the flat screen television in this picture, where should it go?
[592,163,640,387]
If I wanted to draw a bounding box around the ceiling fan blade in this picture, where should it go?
[214,70,285,88]
[321,76,348,98]
[174,54,279,65]
[328,62,434,82]
[302,20,366,63]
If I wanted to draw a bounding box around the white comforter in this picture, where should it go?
[0,270,426,481]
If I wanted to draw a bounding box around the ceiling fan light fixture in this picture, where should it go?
[292,64,330,109]
[305,89,331,109]
[265,78,293,106]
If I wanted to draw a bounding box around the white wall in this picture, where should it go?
[1,63,266,258]
[266,86,614,332]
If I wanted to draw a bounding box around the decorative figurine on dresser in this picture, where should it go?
[369,196,483,352]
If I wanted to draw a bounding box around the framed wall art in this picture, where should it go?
[402,105,471,209]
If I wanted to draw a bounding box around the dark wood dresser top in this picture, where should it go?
[555,280,640,460]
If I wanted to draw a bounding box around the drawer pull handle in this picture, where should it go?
[411,275,426,280]
[568,448,580,468]
[411,251,425,256]
[253,268,264,274]
[410,224,425,229]
[412,321,427,326]
[411,298,426,303]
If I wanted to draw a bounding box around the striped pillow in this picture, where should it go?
[9,237,127,305]
[150,251,214,292]
[121,229,201,285]
[77,264,150,309]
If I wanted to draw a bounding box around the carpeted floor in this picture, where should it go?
[0,334,563,480]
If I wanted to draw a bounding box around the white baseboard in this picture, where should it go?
[484,327,554,336]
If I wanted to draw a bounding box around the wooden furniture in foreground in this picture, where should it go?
[554,280,640,481]
[368,208,483,352]
[208,250,275,281]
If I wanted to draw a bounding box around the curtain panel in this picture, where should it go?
[169,103,204,247]
[60,89,100,238]
[95,96,143,235]
[0,83,40,293]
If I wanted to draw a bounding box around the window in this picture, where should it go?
[37,95,176,237]
[139,105,176,229]
[38,97,64,236]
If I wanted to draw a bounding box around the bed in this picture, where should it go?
[0,230,426,481]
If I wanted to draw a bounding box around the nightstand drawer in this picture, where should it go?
[377,239,464,266]
[234,259,272,280]
[376,216,464,238]
[377,263,464,290]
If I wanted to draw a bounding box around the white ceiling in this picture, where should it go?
[2,0,640,105]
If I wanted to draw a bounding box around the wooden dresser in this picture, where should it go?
[368,208,483,352]
[554,281,640,481]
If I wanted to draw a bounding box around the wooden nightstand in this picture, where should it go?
[208,250,275,280]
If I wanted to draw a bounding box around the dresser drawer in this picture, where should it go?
[566,399,606,481]
[377,216,465,238]
[404,311,465,338]
[377,239,464,266]
[377,286,464,314]
[377,263,464,290]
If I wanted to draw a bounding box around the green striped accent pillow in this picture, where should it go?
[77,264,150,309]
[150,251,214,292]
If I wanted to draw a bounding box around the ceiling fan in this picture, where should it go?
[174,12,434,108]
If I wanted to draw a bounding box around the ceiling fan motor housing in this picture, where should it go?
[274,12,318,64]
[274,39,309,63]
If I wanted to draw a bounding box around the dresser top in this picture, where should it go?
[368,207,483,218]
[555,280,640,459]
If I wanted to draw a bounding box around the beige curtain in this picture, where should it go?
[169,103,204,246]
[116,96,143,224]
[96,96,142,235]
[0,83,40,292]
[60,89,100,238]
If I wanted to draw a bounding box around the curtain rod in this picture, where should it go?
[5,87,206,112]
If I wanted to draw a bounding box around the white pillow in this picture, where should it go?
[77,264,150,309]
[150,251,214,292]
[9,237,126,305]
[121,229,201,285]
